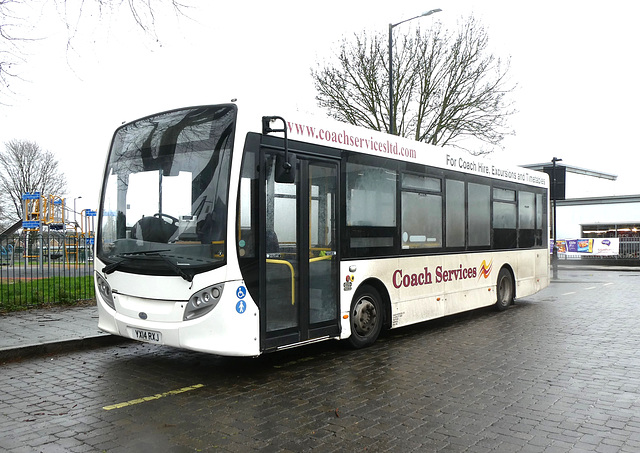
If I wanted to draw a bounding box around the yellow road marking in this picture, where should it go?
[103,384,204,411]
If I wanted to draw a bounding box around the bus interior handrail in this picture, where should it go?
[266,258,295,305]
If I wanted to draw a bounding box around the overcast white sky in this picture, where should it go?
[1,0,638,212]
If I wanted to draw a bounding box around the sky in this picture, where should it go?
[1,0,639,214]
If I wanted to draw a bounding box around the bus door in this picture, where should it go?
[261,152,340,351]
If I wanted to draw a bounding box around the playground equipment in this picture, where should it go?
[18,192,95,267]
[0,244,13,265]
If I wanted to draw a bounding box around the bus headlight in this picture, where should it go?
[184,283,224,321]
[96,273,115,310]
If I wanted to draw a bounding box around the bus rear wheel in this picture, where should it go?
[496,268,514,311]
[348,285,382,348]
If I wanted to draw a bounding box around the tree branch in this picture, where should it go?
[312,15,516,155]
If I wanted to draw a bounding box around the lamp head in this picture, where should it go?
[421,8,442,17]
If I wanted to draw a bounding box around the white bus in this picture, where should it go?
[95,102,549,356]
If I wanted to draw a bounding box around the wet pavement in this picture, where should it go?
[1,266,640,452]
[0,304,124,363]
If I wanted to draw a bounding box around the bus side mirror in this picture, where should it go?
[262,115,296,184]
[275,153,296,183]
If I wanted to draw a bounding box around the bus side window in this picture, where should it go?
[535,193,546,245]
[493,187,517,249]
[345,161,397,256]
[401,173,442,250]
[346,163,396,228]
[468,183,490,247]
[445,179,465,248]
[518,191,536,248]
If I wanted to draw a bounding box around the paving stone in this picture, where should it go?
[2,270,640,451]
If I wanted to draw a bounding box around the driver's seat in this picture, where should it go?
[130,216,178,243]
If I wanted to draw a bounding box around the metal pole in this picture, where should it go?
[74,196,82,227]
[389,23,394,135]
[551,157,562,279]
[388,9,441,137]
[73,196,82,266]
[38,195,43,273]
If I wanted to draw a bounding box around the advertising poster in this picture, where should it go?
[551,238,619,257]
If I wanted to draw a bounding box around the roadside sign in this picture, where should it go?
[22,192,40,200]
[22,221,41,229]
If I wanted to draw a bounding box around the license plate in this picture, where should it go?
[132,328,162,343]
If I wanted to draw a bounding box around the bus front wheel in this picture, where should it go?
[348,285,383,348]
[496,268,514,311]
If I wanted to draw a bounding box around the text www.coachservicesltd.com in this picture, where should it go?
[286,121,417,159]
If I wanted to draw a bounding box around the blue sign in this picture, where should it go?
[86,210,97,217]
[22,192,40,200]
[236,286,247,299]
[86,238,95,245]
[53,199,63,205]
[236,300,246,314]
[22,221,40,229]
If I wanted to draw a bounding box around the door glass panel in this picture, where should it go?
[309,162,338,325]
[265,155,298,332]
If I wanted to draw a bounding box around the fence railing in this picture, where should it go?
[618,237,640,259]
[0,231,94,311]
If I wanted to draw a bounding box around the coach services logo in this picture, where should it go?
[478,259,493,280]
[392,264,477,289]
[392,259,494,289]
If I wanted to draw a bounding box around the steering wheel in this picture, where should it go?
[153,213,179,226]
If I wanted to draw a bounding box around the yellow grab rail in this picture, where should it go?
[266,259,296,305]
[309,254,334,263]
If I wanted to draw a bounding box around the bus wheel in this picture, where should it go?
[348,285,382,348]
[496,268,514,311]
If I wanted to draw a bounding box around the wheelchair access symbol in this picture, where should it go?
[235,286,247,314]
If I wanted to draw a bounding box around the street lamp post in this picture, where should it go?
[389,8,442,135]
[73,196,83,266]
[74,196,82,228]
[551,157,562,279]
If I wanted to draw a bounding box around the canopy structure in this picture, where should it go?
[521,163,617,181]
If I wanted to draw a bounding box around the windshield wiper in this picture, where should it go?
[121,249,170,256]
[153,253,193,282]
[102,260,124,275]
[102,250,170,274]
[102,250,193,282]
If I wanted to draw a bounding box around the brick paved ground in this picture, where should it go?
[1,269,639,452]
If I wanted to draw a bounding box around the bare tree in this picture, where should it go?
[53,0,188,47]
[312,16,516,154]
[0,0,26,95]
[0,139,67,222]
[0,0,188,98]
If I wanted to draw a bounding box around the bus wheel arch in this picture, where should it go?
[495,265,516,311]
[347,279,389,348]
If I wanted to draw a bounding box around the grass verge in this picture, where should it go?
[0,276,95,312]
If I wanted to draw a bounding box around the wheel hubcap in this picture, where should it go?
[353,297,377,336]
[499,277,512,303]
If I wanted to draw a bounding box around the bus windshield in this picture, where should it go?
[97,105,236,278]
